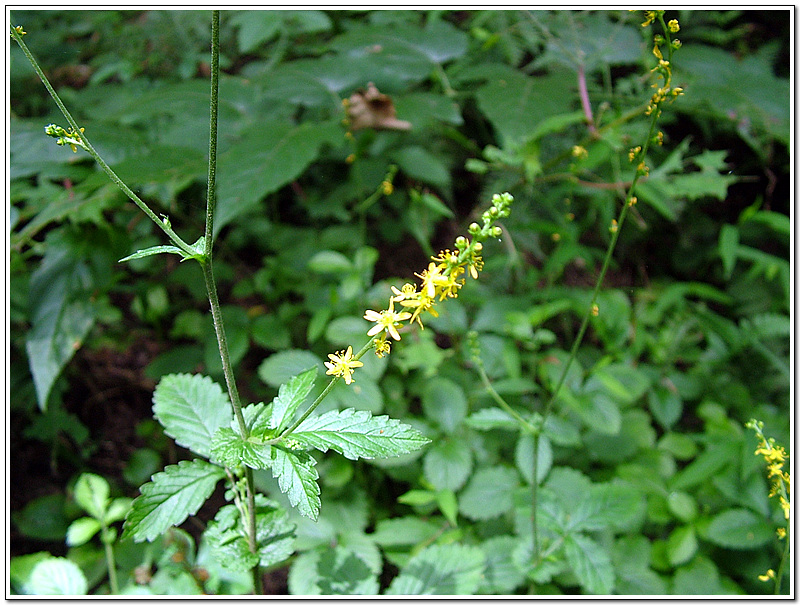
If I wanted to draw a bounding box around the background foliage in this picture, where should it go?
[9,9,790,595]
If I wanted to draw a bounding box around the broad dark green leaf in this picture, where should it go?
[475,69,574,148]
[215,120,343,235]
[25,244,96,410]
[123,459,225,543]
[153,373,233,460]
[421,377,467,434]
[704,508,774,549]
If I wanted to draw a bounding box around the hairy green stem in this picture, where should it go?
[202,12,261,594]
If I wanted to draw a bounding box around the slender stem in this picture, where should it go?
[475,363,537,435]
[541,109,659,422]
[205,10,220,255]
[203,12,260,594]
[101,527,119,594]
[10,26,195,258]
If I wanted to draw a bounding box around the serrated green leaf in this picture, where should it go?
[386,543,486,595]
[268,367,318,433]
[206,496,296,574]
[564,533,615,595]
[270,447,321,521]
[205,505,260,573]
[459,466,519,521]
[569,482,645,532]
[73,473,109,520]
[123,459,225,542]
[210,427,272,469]
[480,535,526,594]
[289,544,379,595]
[255,499,297,568]
[65,517,101,547]
[704,508,774,549]
[291,408,430,460]
[25,558,87,596]
[153,373,233,459]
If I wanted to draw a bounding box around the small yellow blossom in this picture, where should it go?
[641,10,658,27]
[11,25,26,36]
[552,232,561,242]
[373,337,392,358]
[668,19,680,33]
[346,153,356,164]
[609,219,618,233]
[364,299,411,341]
[591,304,599,316]
[324,346,363,385]
[628,196,638,207]
[572,145,588,159]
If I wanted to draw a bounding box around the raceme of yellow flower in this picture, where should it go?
[364,192,513,358]
[324,346,364,385]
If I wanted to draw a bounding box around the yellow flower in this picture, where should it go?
[324,346,363,385]
[416,261,462,300]
[641,11,658,27]
[668,19,680,33]
[364,299,411,341]
[758,569,776,582]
